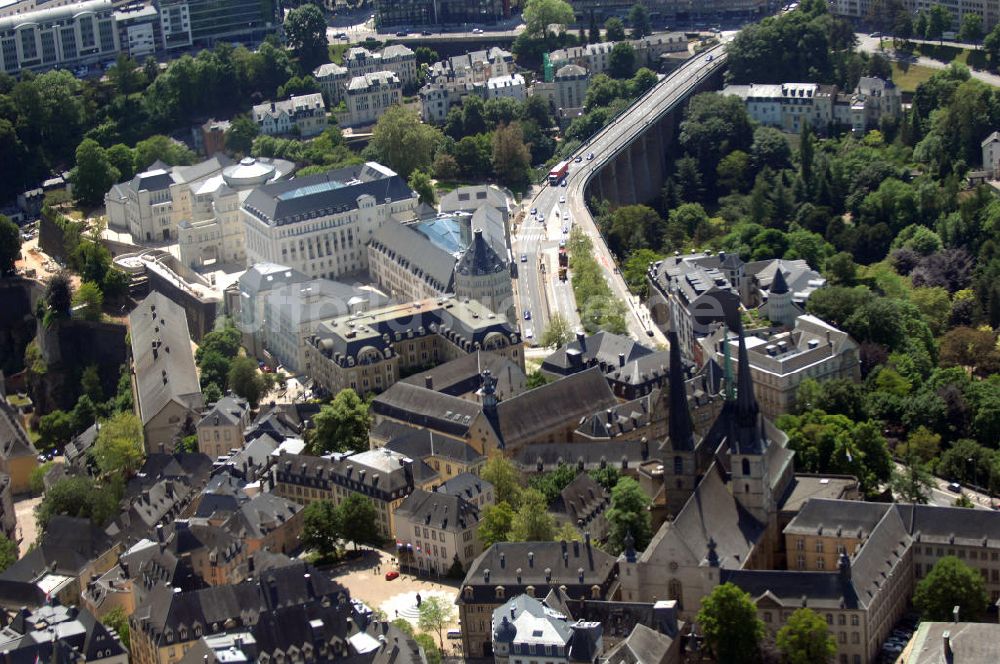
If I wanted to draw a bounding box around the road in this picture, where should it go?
[892,462,995,510]
[855,33,1000,88]
[513,43,729,347]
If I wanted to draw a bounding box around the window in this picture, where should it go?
[741,458,751,476]
[796,538,804,551]
[816,541,825,553]
[838,615,846,626]
[851,615,859,626]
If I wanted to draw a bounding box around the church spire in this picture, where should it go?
[734,324,766,454]
[667,327,695,451]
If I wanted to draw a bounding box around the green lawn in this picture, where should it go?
[891,62,939,92]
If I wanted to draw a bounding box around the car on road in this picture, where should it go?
[587,152,595,160]
[574,156,582,162]
[421,30,433,35]
[530,207,537,215]
[948,482,962,493]
[706,54,714,61]
[335,32,348,39]
[520,253,527,262]
[559,196,565,203]
[472,27,483,33]
[870,31,881,38]
[385,571,399,580]
[524,328,534,339]
[524,310,531,320]
[561,180,567,187]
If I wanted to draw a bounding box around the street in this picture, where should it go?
[513,44,728,348]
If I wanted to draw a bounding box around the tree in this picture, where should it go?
[959,12,983,44]
[301,499,342,559]
[103,607,130,650]
[509,488,557,541]
[717,150,751,194]
[35,476,120,530]
[481,455,522,507]
[417,596,454,651]
[337,494,381,549]
[891,455,934,504]
[92,412,145,478]
[776,607,836,664]
[196,325,242,362]
[914,556,988,620]
[605,17,626,41]
[628,3,652,38]
[522,0,575,36]
[697,583,764,664]
[408,169,436,206]
[939,327,997,373]
[479,501,516,546]
[750,126,792,171]
[608,42,636,79]
[605,477,652,554]
[72,281,103,321]
[897,426,941,464]
[308,389,370,454]
[540,313,573,348]
[589,11,601,43]
[228,356,267,408]
[80,365,104,404]
[926,4,952,43]
[492,123,532,189]
[38,410,74,451]
[284,4,327,68]
[225,115,259,156]
[0,216,19,276]
[415,633,441,664]
[367,106,443,178]
[985,23,1000,62]
[72,139,119,207]
[623,249,662,297]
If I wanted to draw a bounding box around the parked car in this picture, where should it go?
[520,253,527,262]
[447,630,462,640]
[559,196,565,203]
[524,310,531,320]
[574,156,582,162]
[587,152,595,160]
[948,482,962,492]
[385,571,399,580]
[530,207,537,215]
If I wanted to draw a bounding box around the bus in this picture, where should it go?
[548,160,570,185]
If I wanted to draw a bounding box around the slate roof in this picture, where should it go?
[64,421,99,467]
[226,492,303,541]
[460,541,617,605]
[434,472,493,504]
[397,350,525,399]
[896,503,1000,547]
[129,292,202,427]
[541,331,657,376]
[242,163,415,227]
[512,440,652,473]
[368,220,456,292]
[552,473,609,530]
[0,603,128,664]
[394,488,480,533]
[129,168,177,193]
[724,568,854,609]
[603,623,678,664]
[575,390,659,441]
[0,516,113,582]
[905,621,1000,664]
[455,228,507,276]
[371,383,483,438]
[0,400,37,463]
[495,368,617,449]
[640,463,765,569]
[274,451,434,502]
[784,499,890,539]
[380,423,483,464]
[198,396,249,429]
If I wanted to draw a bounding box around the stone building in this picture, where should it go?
[195,396,250,459]
[340,71,402,127]
[241,162,418,281]
[303,297,523,397]
[393,487,482,576]
[251,93,327,137]
[454,228,515,324]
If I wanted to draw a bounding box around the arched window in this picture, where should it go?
[741,458,751,476]
[674,456,683,475]
[668,578,683,608]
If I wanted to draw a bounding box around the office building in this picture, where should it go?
[241,162,419,280]
[375,0,506,28]
[158,0,275,49]
[0,0,120,74]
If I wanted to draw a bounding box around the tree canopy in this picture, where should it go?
[696,583,764,664]
[308,389,370,455]
[914,556,989,621]
[776,607,837,664]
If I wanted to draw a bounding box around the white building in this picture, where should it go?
[252,93,327,137]
[485,73,526,101]
[0,0,122,75]
[491,595,603,664]
[314,61,350,105]
[393,488,482,576]
[241,162,419,280]
[419,47,515,124]
[721,78,901,135]
[235,262,388,373]
[428,47,514,86]
[177,157,295,268]
[340,70,402,127]
[548,32,687,76]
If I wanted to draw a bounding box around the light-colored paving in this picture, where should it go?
[14,496,41,556]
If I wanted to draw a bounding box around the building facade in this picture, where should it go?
[394,488,482,575]
[375,0,506,27]
[340,71,402,127]
[303,297,524,396]
[252,93,327,137]
[0,0,120,75]
[241,162,419,280]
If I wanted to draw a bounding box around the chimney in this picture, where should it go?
[606,409,613,425]
[576,331,586,349]
[483,568,490,583]
[953,605,960,623]
[618,352,625,367]
[528,551,534,567]
[653,600,679,636]
[248,554,255,575]
[424,376,433,390]
[304,573,313,598]
[156,524,164,544]
[499,552,505,568]
[943,631,952,660]
[584,532,591,550]
[640,437,649,460]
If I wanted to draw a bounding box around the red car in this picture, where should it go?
[385,571,399,581]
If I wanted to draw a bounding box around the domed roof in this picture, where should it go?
[222,157,276,188]
[493,615,516,643]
